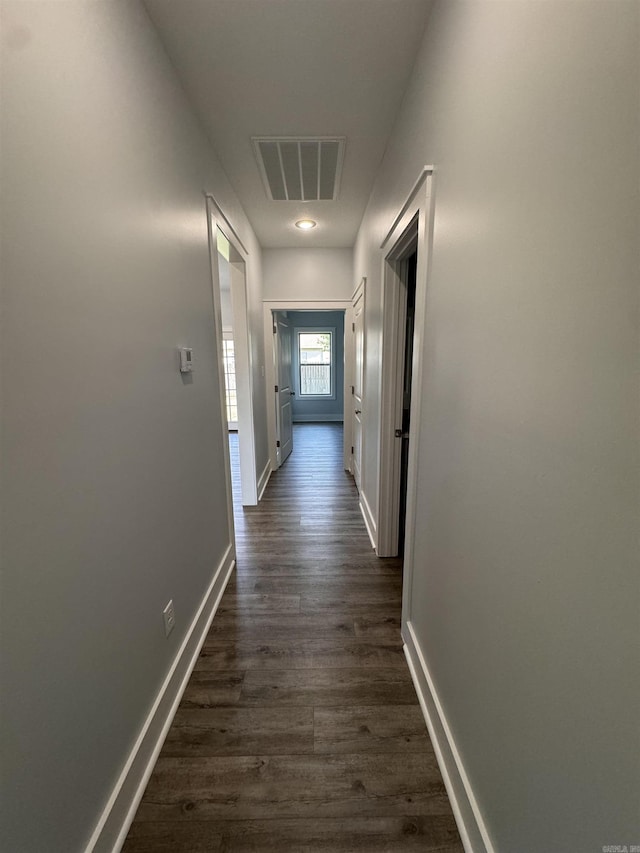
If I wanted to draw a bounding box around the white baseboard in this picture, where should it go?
[359,490,377,550]
[292,414,344,422]
[403,621,494,853]
[257,458,272,502]
[85,545,236,853]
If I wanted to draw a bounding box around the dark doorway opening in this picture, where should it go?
[398,251,417,555]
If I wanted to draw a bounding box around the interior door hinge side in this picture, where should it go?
[351,385,354,395]
[276,440,280,448]
[275,385,279,393]
[351,446,354,454]
[352,322,355,332]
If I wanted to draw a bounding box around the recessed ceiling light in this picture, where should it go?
[295,219,316,230]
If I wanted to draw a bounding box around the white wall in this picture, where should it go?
[355,2,639,851]
[0,2,266,850]
[263,247,353,301]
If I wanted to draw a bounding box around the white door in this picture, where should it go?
[274,312,294,466]
[352,281,365,491]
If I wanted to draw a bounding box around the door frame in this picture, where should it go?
[263,300,351,472]
[377,224,418,556]
[206,194,258,507]
[350,276,366,483]
[376,167,435,628]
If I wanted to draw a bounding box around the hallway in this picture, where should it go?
[123,424,462,851]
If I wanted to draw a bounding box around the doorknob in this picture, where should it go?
[355,409,362,414]
[290,391,295,396]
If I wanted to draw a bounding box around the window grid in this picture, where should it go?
[222,338,237,423]
[298,330,332,397]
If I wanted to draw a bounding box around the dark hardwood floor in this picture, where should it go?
[124,423,463,852]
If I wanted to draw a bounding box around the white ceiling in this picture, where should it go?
[144,0,433,248]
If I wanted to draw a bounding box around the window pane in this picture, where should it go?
[298,331,332,396]
[222,338,237,422]
[300,364,331,395]
[299,332,331,364]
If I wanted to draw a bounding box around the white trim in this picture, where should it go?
[204,197,237,553]
[343,304,355,472]
[380,166,435,249]
[204,192,249,256]
[257,457,272,501]
[263,300,352,472]
[359,491,377,550]
[263,306,278,471]
[85,545,235,853]
[208,200,259,507]
[403,621,494,853]
[265,300,352,307]
[401,178,435,620]
[376,168,434,591]
[377,242,414,557]
[231,255,258,505]
[293,414,344,423]
[350,277,366,488]
[351,278,366,303]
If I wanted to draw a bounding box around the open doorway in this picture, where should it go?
[263,300,352,471]
[215,229,256,505]
[207,198,258,508]
[397,251,417,555]
[377,217,419,557]
[377,167,434,577]
[271,309,346,466]
[218,239,238,433]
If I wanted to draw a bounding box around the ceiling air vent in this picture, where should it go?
[252,137,345,201]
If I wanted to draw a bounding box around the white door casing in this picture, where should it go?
[377,223,417,555]
[205,197,236,547]
[376,168,435,629]
[206,193,258,508]
[351,278,366,492]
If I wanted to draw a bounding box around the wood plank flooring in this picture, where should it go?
[124,424,462,852]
